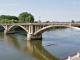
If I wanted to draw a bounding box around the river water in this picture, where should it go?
[0,28,80,60]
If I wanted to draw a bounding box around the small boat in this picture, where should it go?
[46,43,56,46]
[46,43,51,46]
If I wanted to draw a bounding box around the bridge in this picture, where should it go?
[0,22,80,40]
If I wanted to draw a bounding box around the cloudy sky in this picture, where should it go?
[0,0,80,22]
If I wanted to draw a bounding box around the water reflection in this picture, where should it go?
[27,41,59,60]
[3,34,59,60]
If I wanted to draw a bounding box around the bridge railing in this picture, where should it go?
[0,22,80,25]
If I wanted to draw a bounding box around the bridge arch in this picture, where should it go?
[34,25,68,35]
[8,25,28,33]
[1,25,6,30]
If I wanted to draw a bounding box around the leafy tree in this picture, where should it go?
[0,15,18,20]
[71,20,74,23]
[18,20,23,23]
[0,15,19,23]
[0,12,34,23]
[46,20,50,23]
[18,12,34,23]
[38,20,41,22]
[0,19,5,23]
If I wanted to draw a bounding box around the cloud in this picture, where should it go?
[75,12,80,14]
[38,11,54,14]
[0,10,3,13]
[46,11,54,14]
[73,2,77,5]
[64,12,80,14]
[5,3,20,6]
[65,12,71,14]
[73,2,80,5]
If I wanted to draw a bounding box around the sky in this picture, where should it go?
[0,0,80,22]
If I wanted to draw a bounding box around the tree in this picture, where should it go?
[0,15,19,23]
[38,20,41,22]
[0,15,18,20]
[18,12,34,23]
[71,20,75,23]
[18,20,23,23]
[46,20,50,23]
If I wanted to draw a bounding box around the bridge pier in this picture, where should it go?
[4,30,15,34]
[27,33,42,40]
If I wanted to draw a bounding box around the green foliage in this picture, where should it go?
[18,12,34,23]
[0,15,19,23]
[0,12,34,23]
[38,20,41,22]
[71,20,75,23]
[0,15,19,20]
[46,20,50,23]
[0,19,19,23]
[18,20,23,23]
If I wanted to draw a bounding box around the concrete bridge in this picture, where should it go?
[0,22,80,40]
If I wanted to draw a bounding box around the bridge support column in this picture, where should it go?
[4,30,15,34]
[27,33,42,40]
[4,30,7,34]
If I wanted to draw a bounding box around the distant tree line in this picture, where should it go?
[0,12,75,23]
[0,12,34,23]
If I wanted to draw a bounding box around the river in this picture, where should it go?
[0,28,80,60]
